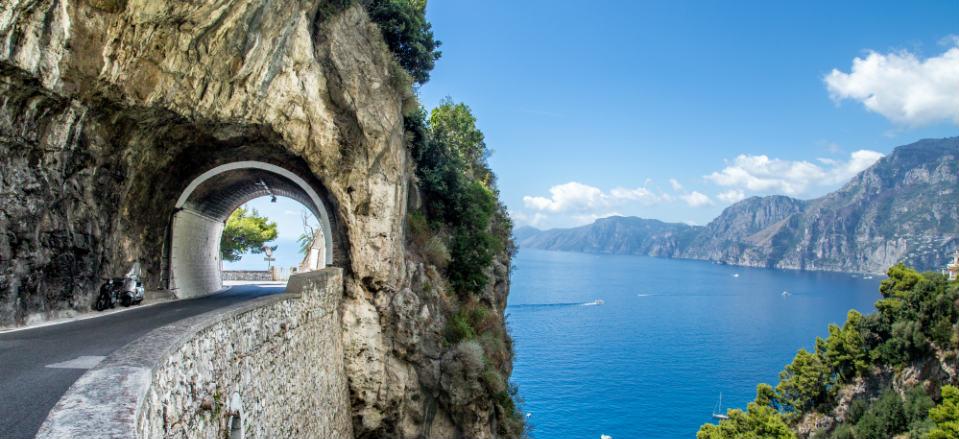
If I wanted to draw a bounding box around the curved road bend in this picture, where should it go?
[0,284,284,439]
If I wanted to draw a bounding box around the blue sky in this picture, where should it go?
[224,197,318,270]
[418,0,959,229]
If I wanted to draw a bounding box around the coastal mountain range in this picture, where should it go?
[516,137,959,274]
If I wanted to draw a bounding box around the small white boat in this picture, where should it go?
[732,273,740,278]
[712,393,730,420]
[782,290,792,298]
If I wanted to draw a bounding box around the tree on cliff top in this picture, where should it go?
[929,386,959,439]
[410,98,505,296]
[220,206,278,262]
[362,0,441,84]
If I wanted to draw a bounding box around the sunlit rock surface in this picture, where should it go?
[0,2,509,437]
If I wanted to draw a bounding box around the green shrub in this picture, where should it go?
[361,0,441,84]
[445,310,476,343]
[702,265,959,439]
[928,386,959,439]
[408,98,508,297]
[697,402,796,439]
[407,211,430,247]
[422,236,451,269]
[855,390,906,438]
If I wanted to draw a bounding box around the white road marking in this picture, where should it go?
[45,356,106,369]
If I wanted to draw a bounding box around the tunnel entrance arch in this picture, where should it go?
[167,161,335,298]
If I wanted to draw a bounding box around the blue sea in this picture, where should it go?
[507,249,882,439]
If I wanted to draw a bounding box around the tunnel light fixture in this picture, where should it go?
[255,178,276,202]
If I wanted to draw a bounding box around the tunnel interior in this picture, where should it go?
[167,161,334,298]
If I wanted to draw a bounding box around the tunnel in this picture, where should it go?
[166,161,335,298]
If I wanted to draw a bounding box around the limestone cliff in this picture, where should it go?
[518,138,959,274]
[0,1,515,437]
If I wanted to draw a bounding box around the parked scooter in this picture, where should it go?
[93,263,145,311]
[94,278,120,311]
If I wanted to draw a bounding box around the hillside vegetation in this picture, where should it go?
[698,265,959,439]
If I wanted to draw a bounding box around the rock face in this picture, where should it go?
[520,216,700,257]
[518,138,959,274]
[1,1,511,437]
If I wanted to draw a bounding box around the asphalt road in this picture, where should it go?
[0,284,283,439]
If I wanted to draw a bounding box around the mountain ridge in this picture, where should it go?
[517,137,959,274]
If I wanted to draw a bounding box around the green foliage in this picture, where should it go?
[697,402,797,439]
[220,207,278,262]
[818,310,869,382]
[362,0,441,84]
[928,386,959,439]
[855,390,908,438]
[881,263,923,298]
[445,310,476,343]
[701,265,959,439]
[445,303,494,344]
[776,348,832,413]
[829,387,933,439]
[409,98,509,297]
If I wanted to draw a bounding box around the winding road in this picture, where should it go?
[0,284,283,439]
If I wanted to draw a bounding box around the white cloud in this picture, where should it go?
[825,41,959,126]
[609,186,669,205]
[681,191,712,207]
[522,182,606,213]
[705,150,883,196]
[519,181,675,227]
[511,211,548,228]
[522,181,671,215]
[717,189,746,204]
[669,178,684,191]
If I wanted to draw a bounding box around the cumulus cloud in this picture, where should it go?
[681,191,712,207]
[717,189,746,204]
[825,41,959,126]
[609,187,670,205]
[522,182,607,213]
[669,178,684,191]
[522,181,672,215]
[705,150,883,196]
[518,181,678,227]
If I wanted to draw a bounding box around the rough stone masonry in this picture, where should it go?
[1,1,513,437]
[38,269,352,439]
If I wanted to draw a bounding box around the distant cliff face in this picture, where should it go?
[679,195,807,266]
[765,137,959,273]
[521,216,699,257]
[519,138,959,274]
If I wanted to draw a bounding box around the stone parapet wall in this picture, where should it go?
[221,270,274,281]
[37,268,352,439]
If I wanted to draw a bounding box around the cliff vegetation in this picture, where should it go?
[698,265,959,439]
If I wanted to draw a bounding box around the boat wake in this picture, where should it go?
[508,299,607,309]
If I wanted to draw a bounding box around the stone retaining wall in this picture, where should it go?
[221,270,274,281]
[37,268,352,439]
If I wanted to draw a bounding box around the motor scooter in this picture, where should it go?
[93,263,145,311]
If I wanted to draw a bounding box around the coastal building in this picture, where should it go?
[948,250,959,281]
